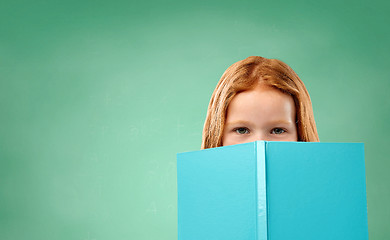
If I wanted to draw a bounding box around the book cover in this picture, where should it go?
[177,141,368,240]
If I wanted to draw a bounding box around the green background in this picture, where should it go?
[1,0,389,239]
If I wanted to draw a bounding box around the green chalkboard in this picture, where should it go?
[1,0,389,239]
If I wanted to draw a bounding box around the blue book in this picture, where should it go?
[177,141,368,240]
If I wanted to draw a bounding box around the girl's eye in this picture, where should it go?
[234,127,250,134]
[271,128,286,134]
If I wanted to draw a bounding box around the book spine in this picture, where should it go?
[256,141,268,240]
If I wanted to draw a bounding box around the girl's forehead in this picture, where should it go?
[226,86,296,122]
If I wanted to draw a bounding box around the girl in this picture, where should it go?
[201,56,319,149]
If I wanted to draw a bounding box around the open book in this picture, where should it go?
[177,141,368,240]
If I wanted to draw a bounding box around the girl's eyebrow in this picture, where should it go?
[267,120,294,125]
[225,120,252,126]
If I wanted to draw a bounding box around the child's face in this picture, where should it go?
[222,84,298,146]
